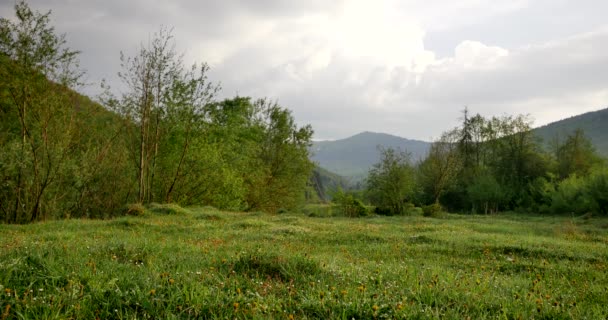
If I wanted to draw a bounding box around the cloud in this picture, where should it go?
[2,0,606,141]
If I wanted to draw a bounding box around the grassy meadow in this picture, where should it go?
[1,206,607,319]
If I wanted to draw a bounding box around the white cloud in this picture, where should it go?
[2,0,606,141]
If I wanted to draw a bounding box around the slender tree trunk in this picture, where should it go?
[148,112,160,203]
[165,125,191,203]
[138,99,147,203]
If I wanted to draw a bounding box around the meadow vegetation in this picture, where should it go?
[2,3,608,318]
[1,207,607,319]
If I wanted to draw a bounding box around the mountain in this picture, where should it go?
[307,166,351,202]
[311,131,430,179]
[533,108,608,157]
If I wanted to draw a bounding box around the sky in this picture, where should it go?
[2,0,607,141]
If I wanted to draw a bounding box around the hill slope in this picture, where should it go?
[311,131,430,178]
[307,166,351,202]
[534,108,608,156]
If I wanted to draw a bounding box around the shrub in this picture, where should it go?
[422,203,444,218]
[125,203,146,216]
[147,203,191,215]
[332,189,368,217]
[550,175,592,215]
[587,168,608,215]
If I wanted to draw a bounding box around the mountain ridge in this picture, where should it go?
[312,107,608,180]
[311,131,431,179]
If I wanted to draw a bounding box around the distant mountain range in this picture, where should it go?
[310,131,430,179]
[311,108,608,184]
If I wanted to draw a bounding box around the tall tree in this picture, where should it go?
[0,1,82,222]
[418,129,462,204]
[367,147,416,215]
[555,129,602,179]
[205,97,314,212]
[108,28,219,204]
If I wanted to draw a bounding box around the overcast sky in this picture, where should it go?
[2,0,607,141]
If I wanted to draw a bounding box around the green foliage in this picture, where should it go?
[467,172,509,214]
[550,175,593,214]
[587,167,608,215]
[0,1,133,222]
[418,129,462,204]
[554,129,603,179]
[332,188,368,217]
[311,131,430,179]
[307,166,351,203]
[551,167,608,215]
[366,147,416,215]
[0,3,314,222]
[125,203,146,216]
[147,203,191,215]
[534,108,608,158]
[422,203,444,218]
[206,97,314,213]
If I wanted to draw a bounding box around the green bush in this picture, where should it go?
[333,190,369,217]
[422,203,444,218]
[587,168,608,215]
[338,197,368,217]
[147,203,191,215]
[550,175,592,215]
[407,206,424,216]
[125,203,146,216]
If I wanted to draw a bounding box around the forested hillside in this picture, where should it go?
[534,108,608,156]
[0,3,313,223]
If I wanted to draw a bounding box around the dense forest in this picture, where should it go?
[1,2,607,224]
[0,2,313,223]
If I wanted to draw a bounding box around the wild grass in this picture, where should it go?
[0,207,607,319]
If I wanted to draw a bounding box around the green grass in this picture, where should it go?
[1,208,607,319]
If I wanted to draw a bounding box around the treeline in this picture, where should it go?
[362,109,608,216]
[0,2,313,223]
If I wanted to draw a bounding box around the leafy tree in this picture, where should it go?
[366,147,416,215]
[0,1,81,222]
[587,167,608,215]
[467,171,508,214]
[205,97,314,213]
[106,28,219,204]
[418,129,462,204]
[555,129,602,179]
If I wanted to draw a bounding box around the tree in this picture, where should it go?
[467,171,508,214]
[418,129,462,204]
[107,28,219,204]
[206,97,314,213]
[366,147,416,215]
[0,1,82,222]
[554,129,602,179]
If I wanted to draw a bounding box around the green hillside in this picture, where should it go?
[307,166,351,202]
[534,108,608,157]
[311,131,430,179]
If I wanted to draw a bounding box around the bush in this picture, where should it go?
[407,206,424,216]
[332,189,369,217]
[125,203,146,216]
[550,175,592,215]
[147,203,191,215]
[338,197,368,217]
[422,203,444,218]
[587,168,608,215]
